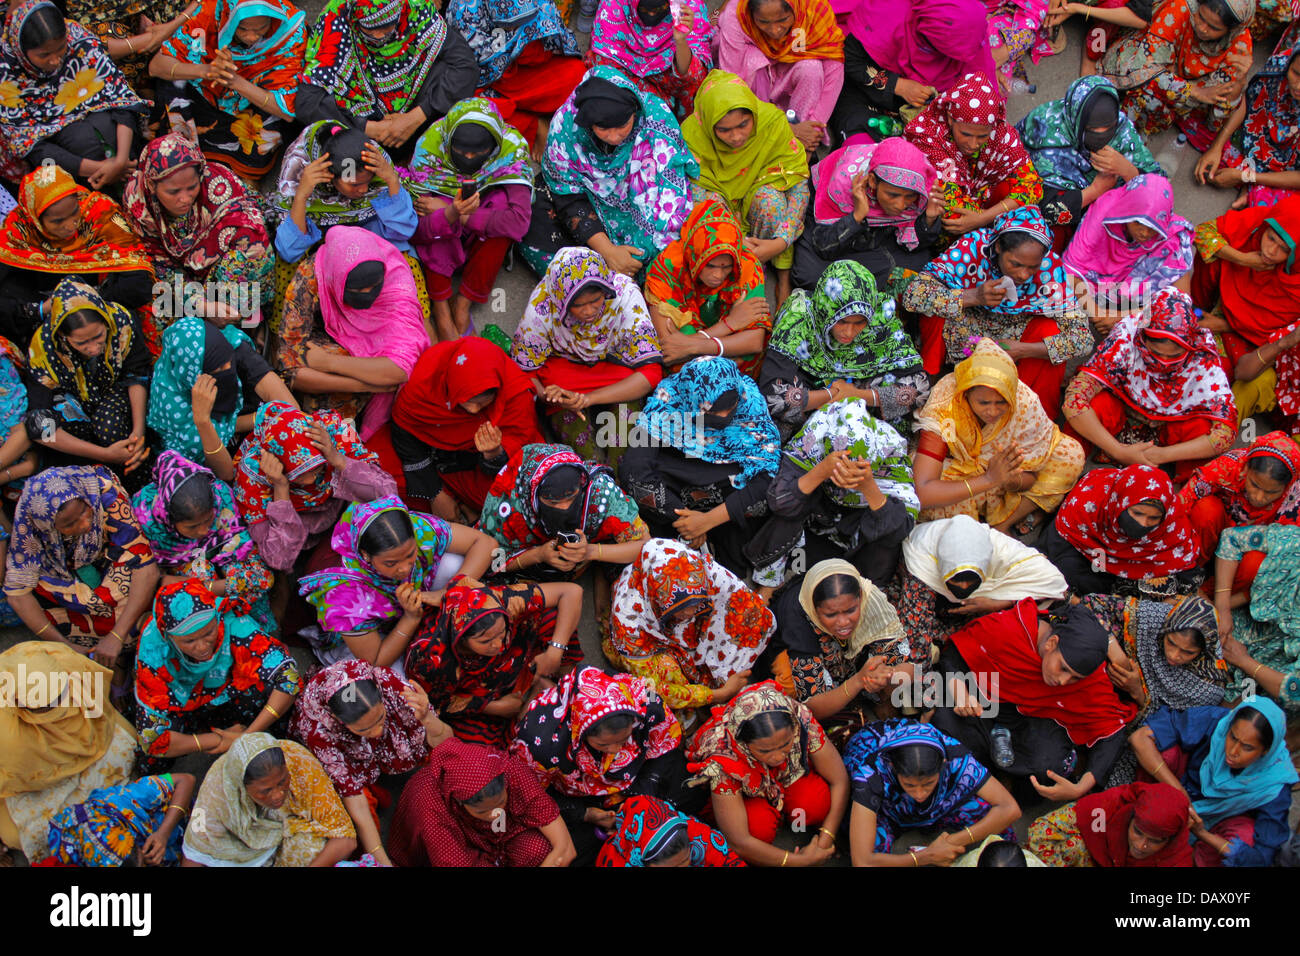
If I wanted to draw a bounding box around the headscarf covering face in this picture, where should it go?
[147,317,250,459]
[589,0,711,80]
[447,0,580,87]
[845,0,997,91]
[902,514,1068,603]
[405,97,534,199]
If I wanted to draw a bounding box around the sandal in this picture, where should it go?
[1014,511,1043,537]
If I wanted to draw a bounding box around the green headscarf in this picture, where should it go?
[405,97,535,199]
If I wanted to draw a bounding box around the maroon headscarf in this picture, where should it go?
[1076,782,1194,867]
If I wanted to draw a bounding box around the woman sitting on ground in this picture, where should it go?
[1027,781,1194,866]
[588,0,712,119]
[595,794,746,866]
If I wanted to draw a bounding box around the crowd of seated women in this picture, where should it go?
[5,0,1300,872]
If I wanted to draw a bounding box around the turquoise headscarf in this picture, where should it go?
[1196,698,1297,829]
[147,317,249,461]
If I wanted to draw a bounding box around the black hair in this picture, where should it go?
[1246,455,1294,486]
[242,745,286,785]
[358,508,415,560]
[58,308,107,336]
[462,610,506,642]
[1165,627,1208,652]
[1231,705,1275,752]
[996,231,1048,257]
[736,710,795,743]
[644,825,691,864]
[888,742,944,779]
[19,5,66,53]
[320,124,370,180]
[977,841,1028,867]
[327,678,382,724]
[1200,0,1241,30]
[812,572,862,608]
[461,773,507,806]
[166,473,215,526]
[586,711,637,739]
[746,0,793,15]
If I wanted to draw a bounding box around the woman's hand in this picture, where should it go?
[209,724,245,755]
[726,295,769,331]
[790,838,835,866]
[675,3,695,35]
[584,807,617,828]
[401,681,431,722]
[259,449,288,489]
[308,421,347,471]
[1195,143,1225,185]
[968,277,1010,308]
[1231,248,1276,271]
[395,582,425,619]
[925,184,948,221]
[1088,145,1138,181]
[850,171,874,220]
[742,236,786,263]
[208,47,237,88]
[1190,80,1235,107]
[474,422,503,457]
[87,155,130,190]
[542,384,591,412]
[361,142,399,192]
[533,646,564,678]
[717,669,749,702]
[415,195,450,217]
[91,632,123,669]
[295,155,335,204]
[536,540,578,572]
[829,455,870,490]
[790,121,826,151]
[922,831,965,866]
[672,507,715,547]
[1030,769,1085,802]
[1107,653,1144,698]
[941,208,985,236]
[983,443,1026,487]
[448,191,482,224]
[191,372,217,423]
[894,77,936,108]
[1045,0,1075,28]
[658,321,704,365]
[603,244,645,277]
[1112,439,1159,467]
[856,655,891,694]
[953,596,1005,616]
[139,828,170,866]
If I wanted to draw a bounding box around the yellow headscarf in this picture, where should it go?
[797,558,906,659]
[0,641,126,799]
[681,70,809,221]
[27,279,135,403]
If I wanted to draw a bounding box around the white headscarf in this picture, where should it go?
[902,515,1067,602]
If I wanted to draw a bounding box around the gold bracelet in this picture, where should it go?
[780,850,789,866]
[843,681,855,702]
[1253,662,1264,679]
[126,36,135,52]
[108,630,121,643]
[204,443,225,455]
[909,850,920,866]
[965,826,976,843]
[170,62,177,80]
[34,622,52,637]
[818,827,836,841]
[1257,348,1268,364]
[963,478,975,499]
[1214,586,1232,592]
[263,703,281,719]
[597,543,604,561]
[194,734,204,753]
[263,92,273,110]
[369,843,383,855]
[167,804,188,817]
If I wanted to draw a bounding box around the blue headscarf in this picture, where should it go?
[1196,698,1298,829]
[638,356,780,488]
[446,0,579,88]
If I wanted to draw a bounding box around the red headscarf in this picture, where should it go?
[1179,431,1300,525]
[387,737,559,867]
[1210,195,1300,345]
[949,598,1137,747]
[392,336,542,452]
[1076,782,1194,867]
[1053,465,1199,579]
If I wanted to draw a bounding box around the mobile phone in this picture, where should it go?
[460,181,478,200]
[556,531,581,546]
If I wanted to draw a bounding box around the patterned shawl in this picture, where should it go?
[1239,44,1300,175]
[0,164,153,276]
[1181,432,1300,525]
[811,137,938,250]
[132,450,257,569]
[846,0,996,90]
[727,0,842,64]
[590,0,711,79]
[146,316,248,459]
[28,279,140,403]
[302,0,450,116]
[450,0,579,87]
[274,120,397,227]
[404,97,533,199]
[0,0,145,158]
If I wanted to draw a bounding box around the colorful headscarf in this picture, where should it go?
[161,0,307,115]
[767,260,921,386]
[287,658,431,796]
[45,776,184,866]
[302,0,450,116]
[1203,195,1300,345]
[0,336,27,434]
[512,246,662,370]
[232,401,379,526]
[27,279,140,404]
[123,133,269,276]
[1080,287,1236,426]
[811,137,938,250]
[404,97,533,199]
[0,0,145,158]
[1062,174,1194,302]
[136,580,238,698]
[147,316,251,459]
[132,451,257,569]
[842,719,991,838]
[1076,782,1193,866]
[590,0,711,79]
[1100,0,1255,91]
[597,794,745,866]
[845,0,996,91]
[686,680,824,807]
[1238,44,1300,177]
[643,198,766,355]
[1016,75,1162,190]
[509,666,683,798]
[274,121,396,228]
[183,732,288,865]
[1194,698,1296,828]
[905,73,1032,201]
[639,356,781,488]
[543,66,698,257]
[1181,432,1300,525]
[477,442,644,559]
[1053,465,1199,579]
[314,226,430,439]
[728,0,843,64]
[609,538,774,680]
[0,164,153,276]
[681,70,809,223]
[922,206,1070,318]
[298,496,453,636]
[784,397,919,514]
[448,0,579,87]
[1130,596,1226,720]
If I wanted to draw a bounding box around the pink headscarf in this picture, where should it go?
[315,226,430,439]
[1062,173,1194,297]
[844,0,997,91]
[812,136,937,248]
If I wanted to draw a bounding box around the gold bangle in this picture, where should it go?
[818,827,836,841]
[965,826,976,843]
[963,478,975,499]
[780,850,789,866]
[263,92,273,110]
[369,843,383,855]
[108,630,121,643]
[126,35,135,52]
[204,443,225,455]
[167,804,188,818]
[34,622,52,637]
[1214,586,1232,593]
[1253,662,1264,679]
[170,62,177,80]
[597,543,604,561]
[909,850,920,866]
[194,734,204,753]
[1257,348,1268,364]
[263,703,281,719]
[843,681,855,702]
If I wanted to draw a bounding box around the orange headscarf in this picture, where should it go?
[735,0,844,63]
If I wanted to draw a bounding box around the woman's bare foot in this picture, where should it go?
[1230,190,1249,210]
[451,294,474,337]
